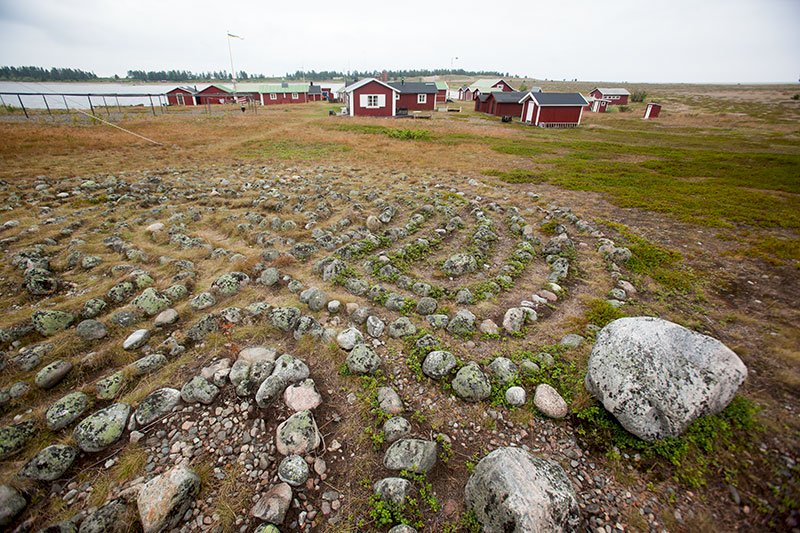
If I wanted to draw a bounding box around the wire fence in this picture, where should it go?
[0,91,261,122]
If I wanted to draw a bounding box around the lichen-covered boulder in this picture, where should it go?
[466,447,579,532]
[0,420,36,459]
[137,464,200,533]
[276,410,320,456]
[442,253,477,276]
[383,438,437,474]
[180,376,219,405]
[35,359,73,389]
[73,403,130,452]
[422,350,456,380]
[446,309,476,337]
[135,388,181,426]
[20,444,78,481]
[131,287,171,316]
[76,319,108,340]
[211,271,250,297]
[451,362,491,402]
[32,309,75,336]
[585,317,748,441]
[46,391,90,430]
[346,343,381,375]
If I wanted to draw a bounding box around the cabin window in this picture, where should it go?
[417,94,427,104]
[367,95,378,107]
[292,93,298,99]
[395,93,400,100]
[177,93,184,105]
[270,93,277,100]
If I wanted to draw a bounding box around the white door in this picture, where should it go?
[644,105,651,119]
[525,102,534,123]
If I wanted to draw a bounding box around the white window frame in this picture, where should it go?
[417,94,427,104]
[291,92,299,99]
[270,93,277,100]
[367,95,379,108]
[395,93,400,100]
[176,93,185,105]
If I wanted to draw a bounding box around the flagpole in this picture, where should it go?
[227,31,237,99]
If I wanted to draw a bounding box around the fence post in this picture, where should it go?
[88,96,95,116]
[17,95,29,119]
[0,94,6,107]
[102,96,110,117]
[63,95,69,111]
[148,95,156,116]
[115,96,122,114]
[42,95,52,117]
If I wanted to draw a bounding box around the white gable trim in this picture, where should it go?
[343,77,399,94]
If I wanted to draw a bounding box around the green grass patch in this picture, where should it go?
[584,298,626,327]
[575,396,761,488]
[601,220,700,295]
[739,235,800,267]
[487,134,800,228]
[325,123,431,141]
[239,139,351,160]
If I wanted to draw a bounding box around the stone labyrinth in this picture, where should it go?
[0,165,653,532]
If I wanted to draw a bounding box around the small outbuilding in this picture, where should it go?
[388,81,438,113]
[461,78,515,101]
[166,86,197,106]
[484,90,528,117]
[643,102,662,119]
[341,78,398,117]
[434,80,449,104]
[585,98,609,113]
[589,87,630,105]
[520,92,589,127]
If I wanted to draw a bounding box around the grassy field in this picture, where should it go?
[0,81,798,531]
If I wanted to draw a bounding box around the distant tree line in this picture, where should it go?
[285,68,508,81]
[0,66,99,81]
[125,70,266,81]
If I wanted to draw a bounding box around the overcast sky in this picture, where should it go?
[0,0,797,83]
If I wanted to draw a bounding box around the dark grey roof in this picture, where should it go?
[529,93,588,106]
[387,82,439,94]
[477,93,491,102]
[490,91,527,103]
[308,85,321,94]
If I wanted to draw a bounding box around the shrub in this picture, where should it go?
[386,128,431,141]
[792,94,800,101]
[631,90,647,103]
[618,105,630,112]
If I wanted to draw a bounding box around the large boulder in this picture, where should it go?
[465,447,579,532]
[135,388,181,426]
[276,410,320,456]
[137,464,200,533]
[0,484,26,526]
[20,444,78,481]
[251,482,292,524]
[32,309,74,336]
[451,362,491,402]
[383,438,437,474]
[346,343,381,374]
[0,420,36,459]
[442,253,477,276]
[73,403,130,452]
[79,499,128,533]
[132,288,171,316]
[585,317,748,440]
[46,391,90,430]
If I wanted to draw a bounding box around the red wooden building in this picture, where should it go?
[475,93,491,112]
[483,91,528,117]
[195,84,235,105]
[643,103,662,119]
[459,78,515,101]
[341,78,398,117]
[588,87,630,105]
[166,86,197,106]
[259,83,310,105]
[388,81,438,113]
[584,98,609,113]
[520,92,589,127]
